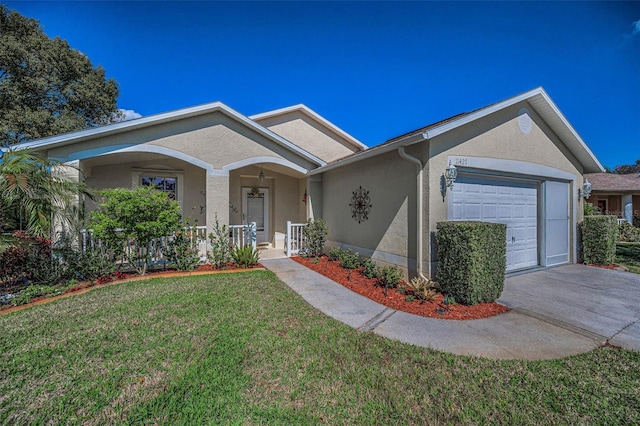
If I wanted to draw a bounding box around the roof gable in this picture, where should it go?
[250,104,367,152]
[313,87,604,174]
[4,102,327,167]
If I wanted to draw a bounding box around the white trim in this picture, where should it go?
[447,156,576,181]
[221,156,309,175]
[132,169,184,208]
[242,187,270,245]
[251,104,368,151]
[312,87,603,175]
[109,145,219,176]
[8,101,327,167]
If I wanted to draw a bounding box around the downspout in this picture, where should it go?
[397,147,428,281]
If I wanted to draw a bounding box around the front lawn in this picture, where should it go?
[1,271,639,424]
[617,242,640,274]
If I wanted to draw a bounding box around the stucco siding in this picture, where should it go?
[47,112,316,172]
[321,149,417,271]
[258,111,359,163]
[84,158,206,224]
[426,103,583,274]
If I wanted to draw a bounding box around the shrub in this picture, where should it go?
[408,276,440,302]
[63,243,116,282]
[328,247,343,261]
[361,257,380,279]
[436,221,506,305]
[303,218,328,258]
[378,265,402,296]
[339,249,360,270]
[208,214,232,269]
[581,215,618,264]
[11,285,64,306]
[89,186,182,275]
[231,245,260,269]
[0,245,28,288]
[167,225,201,272]
[618,221,640,243]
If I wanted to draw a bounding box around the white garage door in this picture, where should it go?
[450,175,538,271]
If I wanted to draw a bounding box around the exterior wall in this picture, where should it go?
[257,111,360,163]
[321,147,423,276]
[83,157,206,224]
[47,111,316,172]
[426,103,584,276]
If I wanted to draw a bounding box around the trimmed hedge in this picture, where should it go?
[435,221,506,305]
[581,215,618,264]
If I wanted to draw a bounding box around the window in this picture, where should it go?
[131,168,184,206]
[141,176,177,200]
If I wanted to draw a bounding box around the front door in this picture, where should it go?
[242,187,270,245]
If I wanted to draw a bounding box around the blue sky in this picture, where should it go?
[6,1,640,169]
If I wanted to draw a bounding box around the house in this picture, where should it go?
[7,87,604,277]
[583,172,640,225]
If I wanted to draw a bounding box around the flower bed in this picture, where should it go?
[292,255,509,320]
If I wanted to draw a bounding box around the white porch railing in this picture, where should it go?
[79,223,256,269]
[285,221,307,257]
[230,222,257,250]
[617,218,627,225]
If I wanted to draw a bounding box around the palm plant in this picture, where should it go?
[0,148,91,238]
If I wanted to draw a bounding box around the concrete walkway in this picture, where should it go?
[261,258,640,360]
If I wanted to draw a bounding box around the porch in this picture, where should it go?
[77,151,312,249]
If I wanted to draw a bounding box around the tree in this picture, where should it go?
[0,5,122,146]
[0,148,90,238]
[88,186,182,275]
[612,159,640,174]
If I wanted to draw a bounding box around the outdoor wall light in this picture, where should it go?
[578,177,592,200]
[259,164,265,184]
[444,161,457,190]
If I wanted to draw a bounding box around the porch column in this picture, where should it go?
[206,173,230,234]
[623,194,633,224]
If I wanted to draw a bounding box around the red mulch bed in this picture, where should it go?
[292,255,509,320]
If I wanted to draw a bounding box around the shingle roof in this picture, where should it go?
[585,173,640,192]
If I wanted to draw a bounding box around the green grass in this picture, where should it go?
[616,242,640,274]
[1,271,639,424]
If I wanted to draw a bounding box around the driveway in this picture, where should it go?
[499,264,640,351]
[264,258,640,359]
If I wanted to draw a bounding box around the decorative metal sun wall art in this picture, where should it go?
[349,186,372,223]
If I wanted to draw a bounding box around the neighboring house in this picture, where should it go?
[5,87,604,277]
[583,172,640,225]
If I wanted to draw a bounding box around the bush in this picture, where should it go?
[581,215,618,264]
[11,285,64,306]
[208,214,232,269]
[89,186,182,275]
[408,276,440,302]
[378,265,403,296]
[303,218,328,258]
[0,231,60,288]
[231,245,260,269]
[618,221,640,243]
[435,221,506,305]
[361,258,380,279]
[328,247,343,261]
[167,224,201,272]
[339,249,360,270]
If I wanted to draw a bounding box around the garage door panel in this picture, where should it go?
[451,175,538,271]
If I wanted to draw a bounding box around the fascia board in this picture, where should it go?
[8,101,326,167]
[310,132,427,175]
[423,87,603,173]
